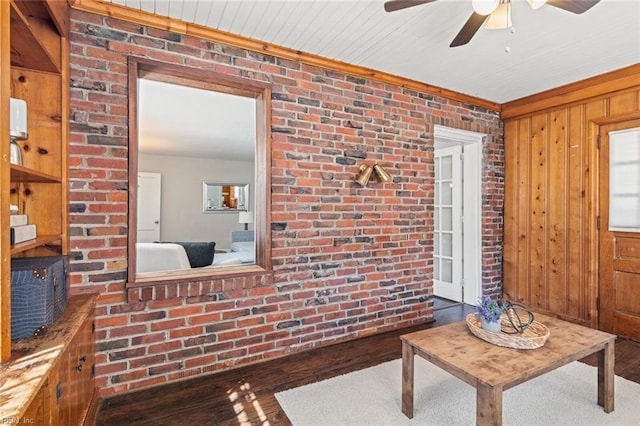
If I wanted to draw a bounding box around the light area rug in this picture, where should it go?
[275,358,640,425]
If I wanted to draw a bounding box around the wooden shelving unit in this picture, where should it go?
[1,0,70,366]
[10,163,62,183]
[0,0,95,424]
[0,2,94,423]
[10,235,63,255]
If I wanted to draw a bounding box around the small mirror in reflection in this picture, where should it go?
[203,182,249,212]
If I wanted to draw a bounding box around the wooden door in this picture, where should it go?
[599,119,640,341]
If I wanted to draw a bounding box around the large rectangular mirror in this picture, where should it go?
[128,58,272,282]
[203,182,249,212]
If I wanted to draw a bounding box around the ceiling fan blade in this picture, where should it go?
[546,0,601,14]
[450,12,488,48]
[384,0,438,13]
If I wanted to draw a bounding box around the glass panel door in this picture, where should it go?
[434,146,463,302]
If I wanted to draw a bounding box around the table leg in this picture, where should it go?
[477,382,502,426]
[597,340,615,413]
[401,341,414,419]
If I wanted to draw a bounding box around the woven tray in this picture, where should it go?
[466,313,550,350]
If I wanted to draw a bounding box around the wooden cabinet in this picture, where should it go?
[0,295,97,425]
[1,0,69,360]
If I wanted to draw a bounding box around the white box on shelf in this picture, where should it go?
[9,214,28,227]
[10,224,37,245]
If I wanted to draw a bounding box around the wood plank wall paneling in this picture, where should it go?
[530,113,547,309]
[503,85,640,327]
[547,109,567,314]
[567,104,585,320]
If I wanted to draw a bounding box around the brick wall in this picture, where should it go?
[68,10,503,395]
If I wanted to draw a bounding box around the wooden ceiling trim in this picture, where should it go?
[502,64,640,120]
[71,0,500,112]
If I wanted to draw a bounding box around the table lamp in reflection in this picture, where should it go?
[238,211,253,230]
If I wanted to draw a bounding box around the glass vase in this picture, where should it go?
[481,317,501,333]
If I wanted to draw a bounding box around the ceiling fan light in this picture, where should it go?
[527,0,547,10]
[472,0,499,16]
[485,3,512,29]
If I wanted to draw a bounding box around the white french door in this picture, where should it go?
[434,146,463,302]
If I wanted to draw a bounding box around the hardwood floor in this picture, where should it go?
[94,303,640,425]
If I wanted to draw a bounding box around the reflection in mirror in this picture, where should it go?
[203,182,249,212]
[130,60,270,280]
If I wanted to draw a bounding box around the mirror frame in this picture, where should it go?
[127,57,272,285]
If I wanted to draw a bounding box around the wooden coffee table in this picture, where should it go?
[401,313,616,425]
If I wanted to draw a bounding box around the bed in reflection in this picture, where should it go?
[136,231,254,273]
[212,230,255,266]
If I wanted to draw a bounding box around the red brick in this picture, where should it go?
[188,313,221,325]
[169,326,204,339]
[148,341,181,354]
[184,354,217,369]
[218,329,247,341]
[169,305,204,318]
[150,318,185,332]
[129,354,166,369]
[109,325,148,338]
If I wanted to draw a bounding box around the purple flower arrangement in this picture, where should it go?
[477,295,505,322]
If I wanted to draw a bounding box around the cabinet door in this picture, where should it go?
[23,380,48,425]
[48,366,61,426]
[49,315,95,424]
[68,335,82,426]
[69,317,95,423]
[56,346,72,425]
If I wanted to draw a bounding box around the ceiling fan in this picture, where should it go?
[383,0,601,47]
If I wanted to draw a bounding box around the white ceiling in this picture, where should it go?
[108,0,639,104]
[118,0,639,158]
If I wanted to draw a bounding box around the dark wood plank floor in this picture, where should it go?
[95,303,640,425]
